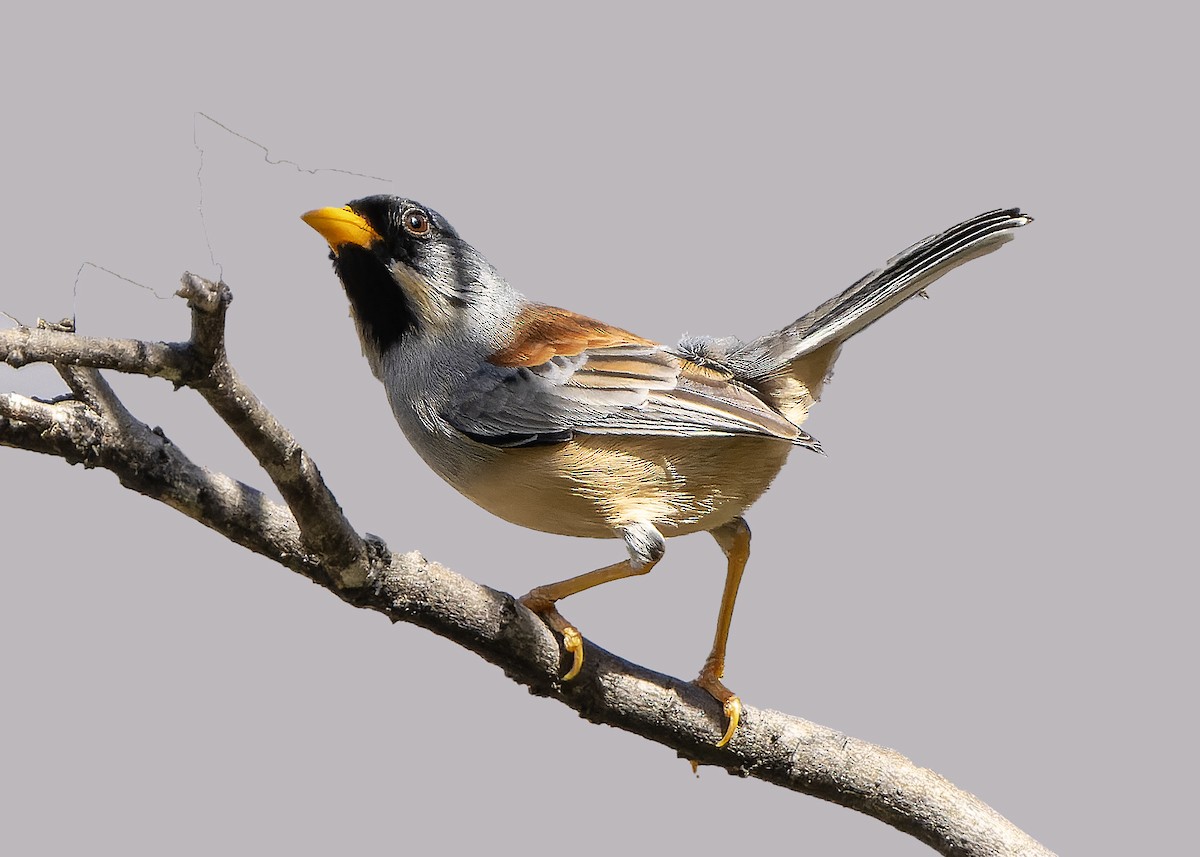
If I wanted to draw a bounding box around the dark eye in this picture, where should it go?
[403,209,431,237]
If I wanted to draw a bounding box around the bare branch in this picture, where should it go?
[1,276,368,587]
[1,391,102,463]
[2,358,317,582]
[0,390,69,429]
[334,549,1050,856]
[1,325,198,380]
[0,280,1055,857]
[175,274,368,587]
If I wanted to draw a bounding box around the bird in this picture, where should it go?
[302,197,1032,747]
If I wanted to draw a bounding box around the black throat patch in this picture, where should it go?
[333,245,417,353]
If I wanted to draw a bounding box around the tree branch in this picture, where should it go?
[0,276,1054,857]
[175,274,368,586]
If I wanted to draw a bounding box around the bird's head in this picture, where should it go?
[302,195,520,366]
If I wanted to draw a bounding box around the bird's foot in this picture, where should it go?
[694,667,742,748]
[520,596,584,681]
[558,624,584,680]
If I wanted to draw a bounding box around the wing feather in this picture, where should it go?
[446,341,815,449]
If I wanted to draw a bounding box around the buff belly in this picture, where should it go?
[454,434,794,539]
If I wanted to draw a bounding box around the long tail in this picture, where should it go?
[741,208,1033,374]
[679,207,1033,432]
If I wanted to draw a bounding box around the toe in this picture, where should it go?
[560,625,584,680]
[694,672,742,747]
[715,695,741,747]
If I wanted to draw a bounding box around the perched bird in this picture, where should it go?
[302,198,1032,746]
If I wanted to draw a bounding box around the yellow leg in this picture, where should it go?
[521,553,660,681]
[695,516,751,747]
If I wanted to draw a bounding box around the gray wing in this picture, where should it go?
[445,345,817,449]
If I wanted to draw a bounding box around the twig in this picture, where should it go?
[176,274,368,587]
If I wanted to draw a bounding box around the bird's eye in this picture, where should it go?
[403,209,431,237]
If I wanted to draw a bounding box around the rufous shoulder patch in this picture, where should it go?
[489,303,655,367]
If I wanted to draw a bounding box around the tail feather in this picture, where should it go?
[691,207,1033,428]
[747,208,1032,372]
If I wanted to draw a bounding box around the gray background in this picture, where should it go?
[2,4,1194,855]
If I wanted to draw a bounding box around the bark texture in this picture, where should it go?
[0,274,1054,857]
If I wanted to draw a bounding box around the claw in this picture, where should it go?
[519,596,586,682]
[560,625,584,680]
[695,669,742,747]
[715,695,741,748]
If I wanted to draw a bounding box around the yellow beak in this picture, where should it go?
[301,206,382,251]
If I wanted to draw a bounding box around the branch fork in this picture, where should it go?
[0,273,1054,857]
